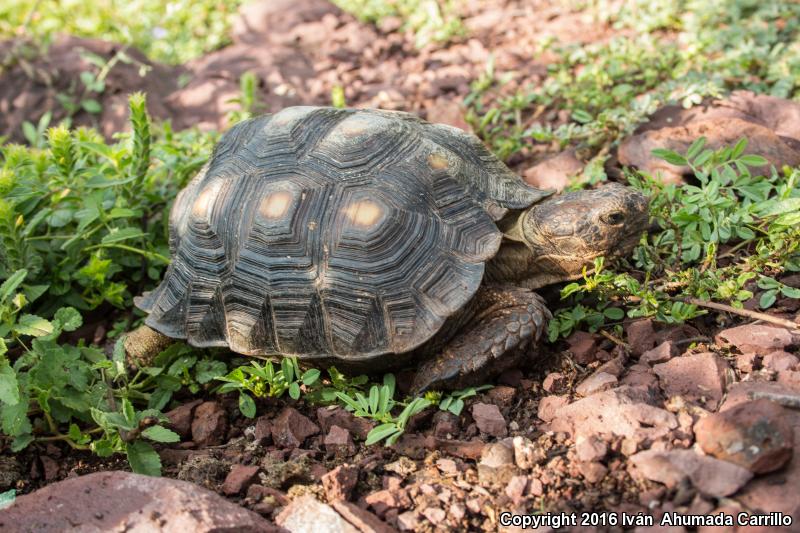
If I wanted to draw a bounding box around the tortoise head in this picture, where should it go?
[505,183,649,288]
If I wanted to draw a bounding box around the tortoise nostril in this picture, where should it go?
[602,211,626,226]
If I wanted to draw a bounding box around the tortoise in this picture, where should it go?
[125,106,648,392]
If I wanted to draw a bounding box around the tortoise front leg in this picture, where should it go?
[410,286,551,393]
[124,325,174,368]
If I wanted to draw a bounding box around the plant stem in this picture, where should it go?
[684,297,800,332]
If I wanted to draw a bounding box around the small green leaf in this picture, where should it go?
[126,440,162,476]
[288,382,301,400]
[739,154,768,167]
[687,136,707,159]
[571,109,593,124]
[101,227,146,244]
[603,307,625,320]
[301,368,320,386]
[0,489,16,510]
[0,270,27,302]
[448,398,465,416]
[81,99,102,114]
[0,360,20,406]
[239,393,256,418]
[651,149,687,166]
[14,315,54,337]
[365,423,400,446]
[196,360,227,384]
[781,286,800,298]
[142,425,181,443]
[54,307,83,332]
[759,290,777,309]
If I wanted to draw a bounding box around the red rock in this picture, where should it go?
[396,511,420,531]
[317,406,373,440]
[325,425,356,456]
[165,399,203,439]
[422,507,446,525]
[512,436,546,470]
[542,372,567,393]
[778,370,800,387]
[433,438,485,460]
[223,464,261,495]
[653,353,729,409]
[332,500,398,533]
[575,435,608,463]
[424,97,471,131]
[625,320,656,356]
[575,371,618,396]
[523,149,583,191]
[715,324,794,355]
[505,475,528,505]
[276,494,358,532]
[0,471,282,532]
[537,395,569,422]
[629,449,753,497]
[484,385,516,407]
[620,363,660,392]
[566,330,600,365]
[365,489,411,518]
[247,484,289,507]
[735,352,760,373]
[731,393,800,518]
[254,415,272,443]
[479,441,515,468]
[761,350,799,372]
[191,401,229,446]
[471,402,507,437]
[550,386,677,441]
[272,407,320,448]
[322,465,359,501]
[597,355,626,377]
[432,411,459,439]
[438,460,463,481]
[619,114,800,184]
[694,399,794,474]
[640,341,677,365]
[579,461,608,483]
[39,456,59,482]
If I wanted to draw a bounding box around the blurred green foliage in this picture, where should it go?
[330,0,464,47]
[0,0,243,64]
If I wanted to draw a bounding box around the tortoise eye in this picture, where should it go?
[602,211,626,226]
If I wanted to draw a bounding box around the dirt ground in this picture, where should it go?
[1,1,799,532]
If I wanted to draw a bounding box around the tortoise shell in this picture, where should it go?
[136,107,548,363]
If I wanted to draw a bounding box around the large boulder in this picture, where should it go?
[0,471,284,532]
[619,91,800,183]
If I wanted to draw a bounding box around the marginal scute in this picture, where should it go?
[140,107,545,362]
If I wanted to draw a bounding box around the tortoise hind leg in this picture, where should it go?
[410,286,550,393]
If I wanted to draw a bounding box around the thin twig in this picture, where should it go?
[748,391,800,410]
[684,297,800,332]
[599,329,629,348]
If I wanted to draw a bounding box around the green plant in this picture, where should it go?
[0,95,217,474]
[226,71,264,125]
[331,0,465,48]
[1,0,244,64]
[547,137,800,341]
[216,358,321,417]
[435,385,493,416]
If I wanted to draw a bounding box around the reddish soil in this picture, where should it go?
[1,1,799,532]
